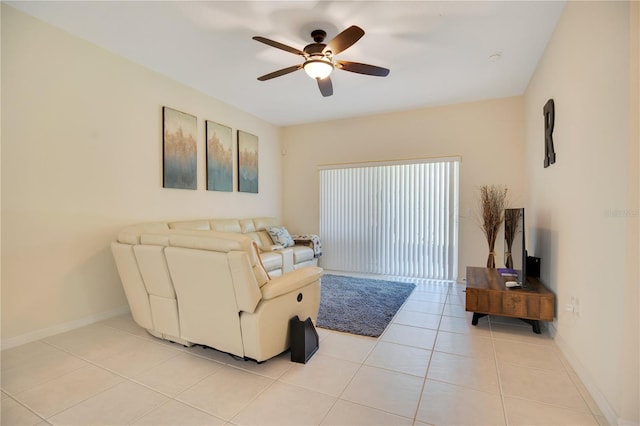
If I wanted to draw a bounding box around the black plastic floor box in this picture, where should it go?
[289,316,319,364]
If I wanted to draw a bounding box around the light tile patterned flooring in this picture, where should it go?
[1,279,607,425]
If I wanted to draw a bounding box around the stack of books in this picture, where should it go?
[497,268,518,277]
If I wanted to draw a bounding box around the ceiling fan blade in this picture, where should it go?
[324,25,365,55]
[317,77,333,97]
[336,60,390,77]
[252,36,305,56]
[257,64,302,81]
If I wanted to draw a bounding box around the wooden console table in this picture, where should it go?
[465,266,554,334]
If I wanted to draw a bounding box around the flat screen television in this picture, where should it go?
[504,208,527,286]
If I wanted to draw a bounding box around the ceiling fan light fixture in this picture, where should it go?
[303,58,333,80]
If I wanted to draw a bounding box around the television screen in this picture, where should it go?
[504,208,526,285]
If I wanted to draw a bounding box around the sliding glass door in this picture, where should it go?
[319,157,459,280]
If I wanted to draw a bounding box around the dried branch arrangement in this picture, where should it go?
[504,208,522,269]
[478,184,508,268]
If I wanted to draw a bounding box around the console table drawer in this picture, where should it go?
[466,289,553,320]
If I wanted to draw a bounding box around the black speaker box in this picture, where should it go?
[527,256,541,278]
[289,316,319,364]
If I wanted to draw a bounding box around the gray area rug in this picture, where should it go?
[316,274,416,337]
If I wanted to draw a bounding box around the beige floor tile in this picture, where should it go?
[94,338,182,377]
[341,365,423,418]
[132,399,225,425]
[379,324,437,350]
[224,351,293,379]
[133,352,223,396]
[1,343,88,394]
[566,368,606,417]
[176,365,272,420]
[445,292,466,306]
[393,310,441,330]
[231,381,336,425]
[3,277,609,426]
[2,341,66,372]
[439,314,491,336]
[13,364,123,418]
[321,399,413,425]
[494,339,565,371]
[407,291,448,304]
[434,330,494,359]
[48,380,167,426]
[43,324,145,361]
[490,322,554,345]
[442,302,468,318]
[364,341,431,377]
[427,351,500,394]
[97,313,152,339]
[279,353,360,396]
[499,362,590,412]
[317,327,332,341]
[401,300,445,315]
[504,396,598,425]
[316,331,376,363]
[413,282,452,295]
[1,397,43,426]
[416,379,505,425]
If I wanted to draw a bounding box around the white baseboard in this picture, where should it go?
[1,306,131,351]
[549,322,627,425]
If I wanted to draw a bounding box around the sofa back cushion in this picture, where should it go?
[211,219,242,233]
[253,217,280,231]
[139,229,270,289]
[168,220,211,231]
[117,222,170,245]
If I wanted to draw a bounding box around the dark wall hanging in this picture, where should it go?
[543,98,556,168]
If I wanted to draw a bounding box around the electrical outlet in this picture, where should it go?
[565,296,580,317]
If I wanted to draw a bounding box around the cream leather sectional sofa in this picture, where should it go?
[167,217,318,275]
[111,217,322,362]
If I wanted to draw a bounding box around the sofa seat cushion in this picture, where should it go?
[259,251,282,272]
[292,246,314,263]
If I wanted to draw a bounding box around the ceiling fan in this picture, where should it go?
[252,25,390,97]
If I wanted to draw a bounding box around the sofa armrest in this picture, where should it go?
[261,244,284,252]
[260,267,323,301]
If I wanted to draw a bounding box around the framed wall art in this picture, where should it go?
[162,107,197,189]
[237,130,259,193]
[205,120,233,192]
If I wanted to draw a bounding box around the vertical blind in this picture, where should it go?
[319,158,459,280]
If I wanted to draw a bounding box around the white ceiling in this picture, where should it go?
[8,1,566,126]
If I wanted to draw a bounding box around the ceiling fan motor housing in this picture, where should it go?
[311,29,327,43]
[304,42,327,56]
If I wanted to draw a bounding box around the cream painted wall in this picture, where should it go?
[524,1,638,424]
[1,6,282,345]
[282,97,526,281]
